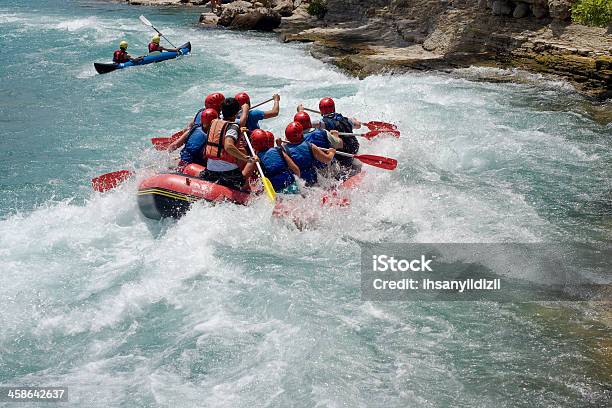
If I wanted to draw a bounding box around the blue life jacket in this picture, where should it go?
[180,125,208,165]
[322,112,359,166]
[285,141,317,185]
[258,147,295,192]
[304,128,331,169]
[193,108,204,126]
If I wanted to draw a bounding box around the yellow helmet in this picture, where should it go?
[119,40,128,50]
[151,36,160,44]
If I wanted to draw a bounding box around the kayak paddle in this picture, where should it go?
[339,129,400,140]
[243,131,276,202]
[151,99,276,150]
[139,15,177,48]
[302,107,398,133]
[91,170,134,192]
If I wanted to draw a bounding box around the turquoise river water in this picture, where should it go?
[0,0,611,407]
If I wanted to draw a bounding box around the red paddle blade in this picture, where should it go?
[151,129,185,150]
[169,129,185,142]
[91,170,133,192]
[354,154,397,170]
[365,121,397,131]
[363,129,401,140]
[151,137,171,150]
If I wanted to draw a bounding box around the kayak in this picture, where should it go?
[94,42,191,74]
[137,164,253,220]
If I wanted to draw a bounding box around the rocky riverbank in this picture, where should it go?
[112,0,611,99]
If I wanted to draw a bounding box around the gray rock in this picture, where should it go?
[218,1,253,25]
[548,0,571,22]
[199,12,220,26]
[230,8,282,31]
[513,2,530,18]
[274,0,294,17]
[478,0,488,10]
[492,0,513,15]
[531,4,548,18]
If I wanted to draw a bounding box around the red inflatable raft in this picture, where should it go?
[137,164,365,220]
[137,164,253,219]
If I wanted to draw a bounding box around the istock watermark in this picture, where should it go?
[361,243,611,302]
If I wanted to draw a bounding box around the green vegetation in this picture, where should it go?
[307,0,328,19]
[571,0,612,27]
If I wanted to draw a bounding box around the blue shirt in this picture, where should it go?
[236,109,265,131]
[180,126,207,165]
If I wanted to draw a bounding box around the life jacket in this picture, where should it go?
[193,108,204,126]
[285,141,317,185]
[304,128,331,169]
[179,125,208,166]
[113,49,129,64]
[148,42,160,53]
[322,112,359,166]
[258,147,295,192]
[204,119,240,165]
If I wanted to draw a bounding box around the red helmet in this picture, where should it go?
[293,111,312,130]
[205,92,225,111]
[319,97,335,115]
[235,92,251,107]
[201,108,218,126]
[250,129,273,152]
[285,122,304,144]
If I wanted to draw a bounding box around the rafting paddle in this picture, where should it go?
[151,99,276,150]
[139,15,177,48]
[280,139,398,171]
[243,131,276,202]
[302,107,398,134]
[327,150,397,170]
[339,129,400,140]
[91,170,134,192]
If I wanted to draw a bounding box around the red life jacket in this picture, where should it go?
[113,49,129,63]
[148,42,160,53]
[205,119,243,165]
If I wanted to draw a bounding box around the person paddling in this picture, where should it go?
[190,92,225,128]
[283,122,335,187]
[200,98,258,190]
[113,41,141,64]
[243,129,301,194]
[297,98,362,177]
[293,111,343,177]
[235,92,280,132]
[168,108,218,168]
[147,35,178,53]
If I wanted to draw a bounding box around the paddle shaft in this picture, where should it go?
[250,98,274,110]
[140,15,177,48]
[242,132,264,178]
[304,107,320,114]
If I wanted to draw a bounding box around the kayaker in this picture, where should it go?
[283,122,335,187]
[168,108,218,168]
[191,92,225,127]
[148,35,178,53]
[200,98,258,190]
[297,98,362,177]
[235,92,280,132]
[113,41,141,64]
[243,129,301,194]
